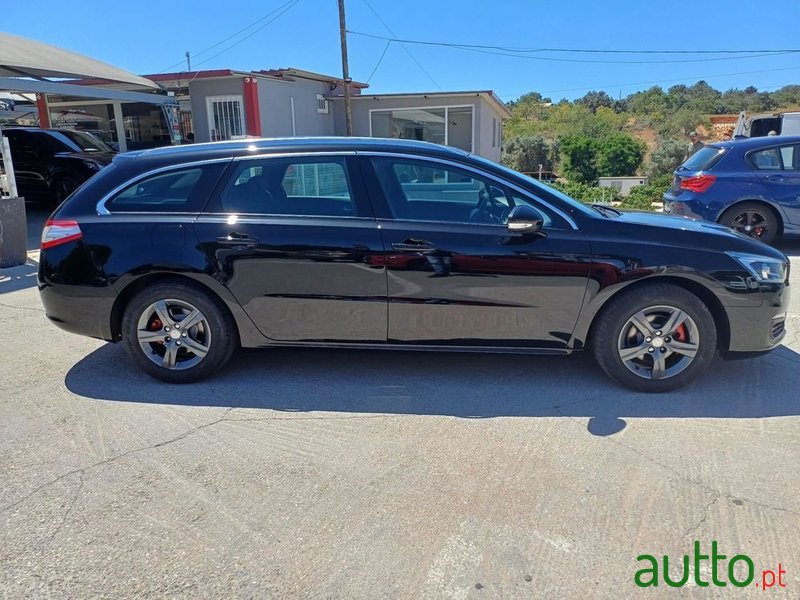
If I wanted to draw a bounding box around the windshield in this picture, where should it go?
[52,130,114,153]
[680,146,726,171]
[468,154,598,218]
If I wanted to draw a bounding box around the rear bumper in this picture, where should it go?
[662,192,716,221]
[38,283,116,341]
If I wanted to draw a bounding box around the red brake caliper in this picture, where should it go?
[674,323,688,342]
[149,318,164,344]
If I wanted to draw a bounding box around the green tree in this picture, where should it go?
[576,90,614,114]
[502,135,558,173]
[770,85,800,107]
[559,135,599,183]
[646,138,686,177]
[627,86,670,121]
[595,133,646,177]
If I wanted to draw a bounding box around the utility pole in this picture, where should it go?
[185,51,191,72]
[337,0,353,136]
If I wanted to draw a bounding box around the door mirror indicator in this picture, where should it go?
[507,205,545,235]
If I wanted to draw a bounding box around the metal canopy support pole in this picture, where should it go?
[35,93,51,128]
[112,101,127,153]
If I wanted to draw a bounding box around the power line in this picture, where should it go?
[496,65,800,99]
[347,30,800,65]
[358,0,442,90]
[366,41,392,83]
[191,0,301,70]
[159,0,300,73]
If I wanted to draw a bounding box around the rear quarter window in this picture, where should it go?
[682,146,727,171]
[105,163,226,213]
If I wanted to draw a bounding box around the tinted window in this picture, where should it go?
[750,148,783,170]
[780,145,797,170]
[107,166,219,213]
[682,146,726,171]
[371,157,562,226]
[218,157,355,216]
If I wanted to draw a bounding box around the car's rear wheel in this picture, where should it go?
[591,283,717,392]
[719,202,778,244]
[122,281,238,383]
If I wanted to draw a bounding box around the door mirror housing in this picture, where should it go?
[507,205,544,235]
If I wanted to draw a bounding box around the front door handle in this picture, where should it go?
[392,238,437,253]
[217,232,259,246]
[766,175,785,182]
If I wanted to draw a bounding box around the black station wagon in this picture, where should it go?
[38,138,790,392]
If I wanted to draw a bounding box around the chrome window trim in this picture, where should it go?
[96,157,232,216]
[358,151,579,230]
[229,150,358,163]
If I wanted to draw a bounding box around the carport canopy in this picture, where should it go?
[1,32,177,196]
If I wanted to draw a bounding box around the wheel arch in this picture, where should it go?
[110,272,264,346]
[580,275,731,352]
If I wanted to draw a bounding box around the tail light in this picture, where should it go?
[679,174,716,193]
[41,219,83,250]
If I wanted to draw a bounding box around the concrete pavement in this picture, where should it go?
[1,208,799,598]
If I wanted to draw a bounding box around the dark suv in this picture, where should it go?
[38,138,790,392]
[1,127,115,204]
[663,135,800,244]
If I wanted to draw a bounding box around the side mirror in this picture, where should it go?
[507,205,544,235]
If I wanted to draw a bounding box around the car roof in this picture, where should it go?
[115,136,471,165]
[712,134,800,150]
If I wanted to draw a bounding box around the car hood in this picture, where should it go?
[56,151,115,164]
[612,209,788,260]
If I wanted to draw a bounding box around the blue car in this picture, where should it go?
[663,135,800,244]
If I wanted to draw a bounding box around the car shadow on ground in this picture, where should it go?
[65,343,800,437]
[0,257,38,294]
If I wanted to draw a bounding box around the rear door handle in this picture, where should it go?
[217,232,259,246]
[766,175,786,182]
[391,238,437,253]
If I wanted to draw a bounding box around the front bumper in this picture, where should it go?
[724,284,790,352]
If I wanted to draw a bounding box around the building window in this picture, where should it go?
[316,94,329,114]
[369,106,473,152]
[492,118,497,147]
[207,95,245,141]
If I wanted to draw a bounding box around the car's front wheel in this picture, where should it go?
[122,281,238,383]
[591,283,717,392]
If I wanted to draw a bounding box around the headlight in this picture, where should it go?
[726,252,788,282]
[82,160,103,172]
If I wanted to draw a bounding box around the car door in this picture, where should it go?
[193,153,387,343]
[360,154,592,349]
[750,144,800,225]
[3,130,51,197]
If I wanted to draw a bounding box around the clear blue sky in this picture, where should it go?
[5,0,800,101]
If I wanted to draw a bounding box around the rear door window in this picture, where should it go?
[749,145,798,171]
[216,157,357,217]
[106,164,225,212]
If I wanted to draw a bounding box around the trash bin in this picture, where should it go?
[0,196,27,268]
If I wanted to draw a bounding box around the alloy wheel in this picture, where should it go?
[617,305,700,380]
[729,210,769,240]
[136,298,211,370]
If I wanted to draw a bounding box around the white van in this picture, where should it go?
[733,111,800,138]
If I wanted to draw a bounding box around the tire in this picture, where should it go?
[51,176,79,207]
[121,281,238,383]
[591,283,717,393]
[719,202,778,245]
